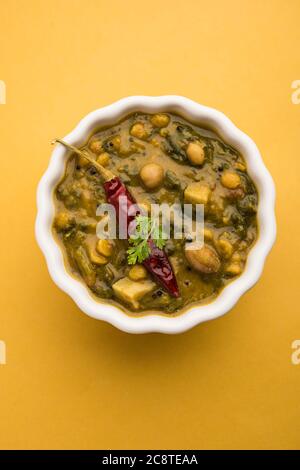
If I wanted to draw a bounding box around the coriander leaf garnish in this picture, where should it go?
[126,215,167,265]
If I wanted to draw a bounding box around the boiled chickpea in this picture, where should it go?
[77,153,90,167]
[81,190,93,211]
[140,163,164,189]
[239,241,248,252]
[76,178,87,190]
[221,171,241,189]
[151,113,170,128]
[159,128,168,137]
[130,123,148,139]
[55,212,73,231]
[235,162,246,172]
[89,139,102,154]
[204,228,213,241]
[150,138,160,147]
[225,263,242,276]
[96,239,113,257]
[185,244,221,274]
[111,136,121,150]
[198,228,213,242]
[128,265,147,281]
[186,141,205,166]
[97,152,110,166]
[89,251,108,265]
[231,252,241,262]
[217,239,233,259]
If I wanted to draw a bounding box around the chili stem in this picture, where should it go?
[52,138,115,182]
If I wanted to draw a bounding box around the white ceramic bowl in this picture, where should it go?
[35,96,276,334]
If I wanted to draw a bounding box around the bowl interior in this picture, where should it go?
[36,96,276,333]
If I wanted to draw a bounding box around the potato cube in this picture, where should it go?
[112,277,156,309]
[184,183,211,205]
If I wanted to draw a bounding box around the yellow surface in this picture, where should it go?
[0,0,299,450]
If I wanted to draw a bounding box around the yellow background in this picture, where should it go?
[0,0,299,450]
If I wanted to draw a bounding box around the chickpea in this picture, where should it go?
[81,190,93,212]
[209,196,225,218]
[221,171,241,189]
[64,195,77,209]
[89,139,102,154]
[235,162,246,172]
[198,228,213,242]
[77,153,90,168]
[204,228,213,241]
[217,239,233,259]
[150,138,160,147]
[96,239,113,257]
[79,178,88,190]
[130,123,148,139]
[231,252,241,262]
[151,113,170,128]
[185,244,221,274]
[225,263,242,276]
[111,135,121,150]
[241,240,248,249]
[128,265,147,281]
[55,212,73,231]
[159,128,168,137]
[186,141,205,166]
[140,163,164,189]
[89,251,108,265]
[97,152,110,167]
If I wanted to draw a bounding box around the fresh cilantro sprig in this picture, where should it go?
[127,215,167,265]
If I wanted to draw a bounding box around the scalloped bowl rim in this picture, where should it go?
[35,96,276,334]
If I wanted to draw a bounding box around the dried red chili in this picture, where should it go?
[104,177,179,297]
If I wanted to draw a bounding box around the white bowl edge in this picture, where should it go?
[35,96,276,334]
